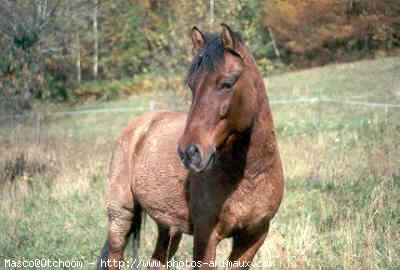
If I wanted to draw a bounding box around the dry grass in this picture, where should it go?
[0,57,399,269]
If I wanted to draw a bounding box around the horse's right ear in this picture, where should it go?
[191,26,205,52]
[221,23,240,51]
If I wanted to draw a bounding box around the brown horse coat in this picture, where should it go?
[97,24,284,270]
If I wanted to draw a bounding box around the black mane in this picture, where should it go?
[185,31,242,85]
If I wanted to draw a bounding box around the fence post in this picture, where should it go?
[10,114,15,143]
[149,100,155,112]
[317,91,324,150]
[317,90,323,130]
[35,111,41,145]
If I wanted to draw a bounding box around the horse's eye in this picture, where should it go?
[218,82,233,91]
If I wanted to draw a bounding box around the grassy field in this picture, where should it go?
[0,57,399,269]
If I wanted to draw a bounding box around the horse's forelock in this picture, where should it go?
[185,31,242,85]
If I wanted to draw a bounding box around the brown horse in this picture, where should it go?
[96,24,284,270]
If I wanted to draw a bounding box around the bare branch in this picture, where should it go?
[38,0,61,32]
[0,28,14,42]
[1,0,30,33]
[0,2,18,34]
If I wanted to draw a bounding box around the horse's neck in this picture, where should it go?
[244,71,278,178]
[219,59,278,179]
[221,88,277,181]
[246,102,277,176]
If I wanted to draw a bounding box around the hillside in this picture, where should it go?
[0,57,399,269]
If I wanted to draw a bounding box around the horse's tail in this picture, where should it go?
[96,240,110,270]
[131,205,143,270]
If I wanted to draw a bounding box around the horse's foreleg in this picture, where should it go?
[227,225,269,270]
[193,227,221,270]
[149,225,182,270]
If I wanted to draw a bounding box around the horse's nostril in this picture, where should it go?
[177,146,186,163]
[186,143,201,165]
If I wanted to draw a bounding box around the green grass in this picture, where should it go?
[0,57,399,269]
[266,57,400,102]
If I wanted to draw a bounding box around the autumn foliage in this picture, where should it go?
[261,0,400,65]
[0,0,399,111]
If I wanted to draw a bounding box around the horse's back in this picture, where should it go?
[115,110,191,232]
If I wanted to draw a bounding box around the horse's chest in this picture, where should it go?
[190,174,275,235]
[219,186,272,234]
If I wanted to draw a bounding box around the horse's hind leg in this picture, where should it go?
[96,200,138,270]
[97,140,140,270]
[150,225,182,270]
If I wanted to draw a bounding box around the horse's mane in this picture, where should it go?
[185,31,242,86]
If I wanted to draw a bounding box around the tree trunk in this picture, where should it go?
[364,34,369,52]
[268,27,281,59]
[93,0,98,80]
[209,0,214,28]
[76,32,81,84]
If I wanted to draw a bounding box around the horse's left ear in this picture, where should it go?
[191,26,205,52]
[221,23,242,56]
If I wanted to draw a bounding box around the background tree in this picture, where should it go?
[0,0,398,112]
[261,0,400,65]
[0,0,95,112]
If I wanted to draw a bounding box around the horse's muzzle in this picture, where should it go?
[177,143,215,172]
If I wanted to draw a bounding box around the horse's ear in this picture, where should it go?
[191,26,205,52]
[221,23,240,52]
